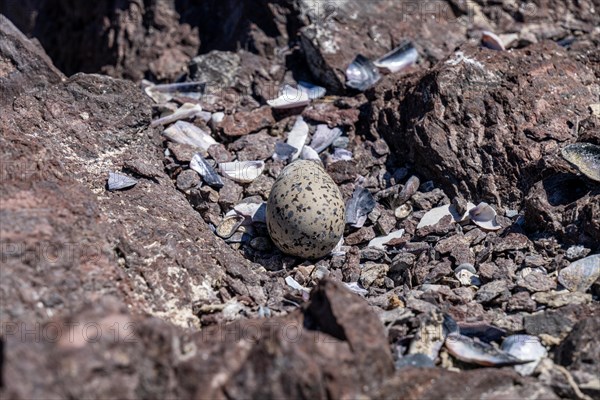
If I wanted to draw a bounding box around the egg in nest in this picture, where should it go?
[266,160,345,259]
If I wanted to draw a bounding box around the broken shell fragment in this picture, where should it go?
[310,125,343,153]
[218,161,265,183]
[501,335,547,376]
[151,103,205,127]
[285,276,309,293]
[455,263,480,286]
[558,254,600,293]
[190,153,224,188]
[346,54,381,91]
[144,81,206,103]
[297,81,326,100]
[374,41,418,73]
[107,172,138,191]
[481,31,506,51]
[417,202,475,229]
[345,186,376,226]
[215,214,245,239]
[273,142,298,162]
[469,202,501,231]
[330,148,353,162]
[163,121,217,151]
[267,85,310,109]
[394,203,413,220]
[344,282,368,296]
[300,146,321,162]
[445,334,531,367]
[234,201,267,224]
[561,143,600,182]
[286,117,309,160]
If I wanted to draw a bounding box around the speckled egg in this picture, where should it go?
[266,160,345,259]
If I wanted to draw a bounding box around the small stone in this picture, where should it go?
[507,291,537,312]
[219,106,274,137]
[517,270,557,293]
[371,139,390,156]
[493,233,531,253]
[230,131,278,161]
[326,160,358,184]
[375,210,397,235]
[218,178,243,211]
[245,174,274,199]
[250,237,272,252]
[359,263,389,288]
[167,141,201,163]
[565,245,590,261]
[207,143,234,163]
[345,226,376,246]
[532,290,591,308]
[176,169,201,191]
[475,280,510,304]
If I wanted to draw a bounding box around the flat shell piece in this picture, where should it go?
[481,31,506,51]
[285,276,309,292]
[163,121,217,151]
[144,81,206,103]
[233,202,267,224]
[368,229,405,250]
[374,41,418,73]
[273,142,298,162]
[417,202,476,229]
[107,172,137,191]
[346,186,376,226]
[298,81,326,100]
[310,125,343,153]
[346,54,381,91]
[330,148,352,162]
[300,146,321,161]
[344,282,368,296]
[190,153,224,188]
[151,103,204,127]
[219,161,265,183]
[501,335,547,376]
[558,254,600,292]
[561,143,600,182]
[286,117,309,160]
[267,85,310,109]
[216,214,245,239]
[445,334,531,367]
[469,202,501,231]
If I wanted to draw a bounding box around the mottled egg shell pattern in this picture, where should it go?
[266,160,345,259]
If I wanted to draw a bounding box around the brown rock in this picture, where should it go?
[219,107,275,137]
[345,227,376,246]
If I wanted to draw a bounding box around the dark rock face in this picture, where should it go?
[369,42,598,207]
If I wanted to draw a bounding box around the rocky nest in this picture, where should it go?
[1,1,599,399]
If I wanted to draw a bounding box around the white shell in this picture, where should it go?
[163,121,217,151]
[218,161,265,183]
[481,31,506,51]
[368,229,405,250]
[374,41,418,73]
[297,81,326,100]
[233,202,267,224]
[417,203,476,229]
[144,81,206,103]
[107,172,137,191]
[310,125,343,153]
[344,282,368,296]
[501,335,547,376]
[286,117,309,160]
[469,202,501,231]
[300,146,321,161]
[267,85,310,109]
[285,276,309,292]
[151,103,204,127]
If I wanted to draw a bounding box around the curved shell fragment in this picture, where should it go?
[286,117,309,160]
[107,172,137,191]
[163,121,217,151]
[190,153,224,188]
[346,54,381,91]
[417,202,476,229]
[218,161,265,183]
[469,202,501,231]
[374,41,419,73]
[267,85,310,109]
[561,143,600,182]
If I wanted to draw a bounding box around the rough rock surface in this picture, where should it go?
[2,1,600,398]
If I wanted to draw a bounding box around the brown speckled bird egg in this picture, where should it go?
[266,160,345,259]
